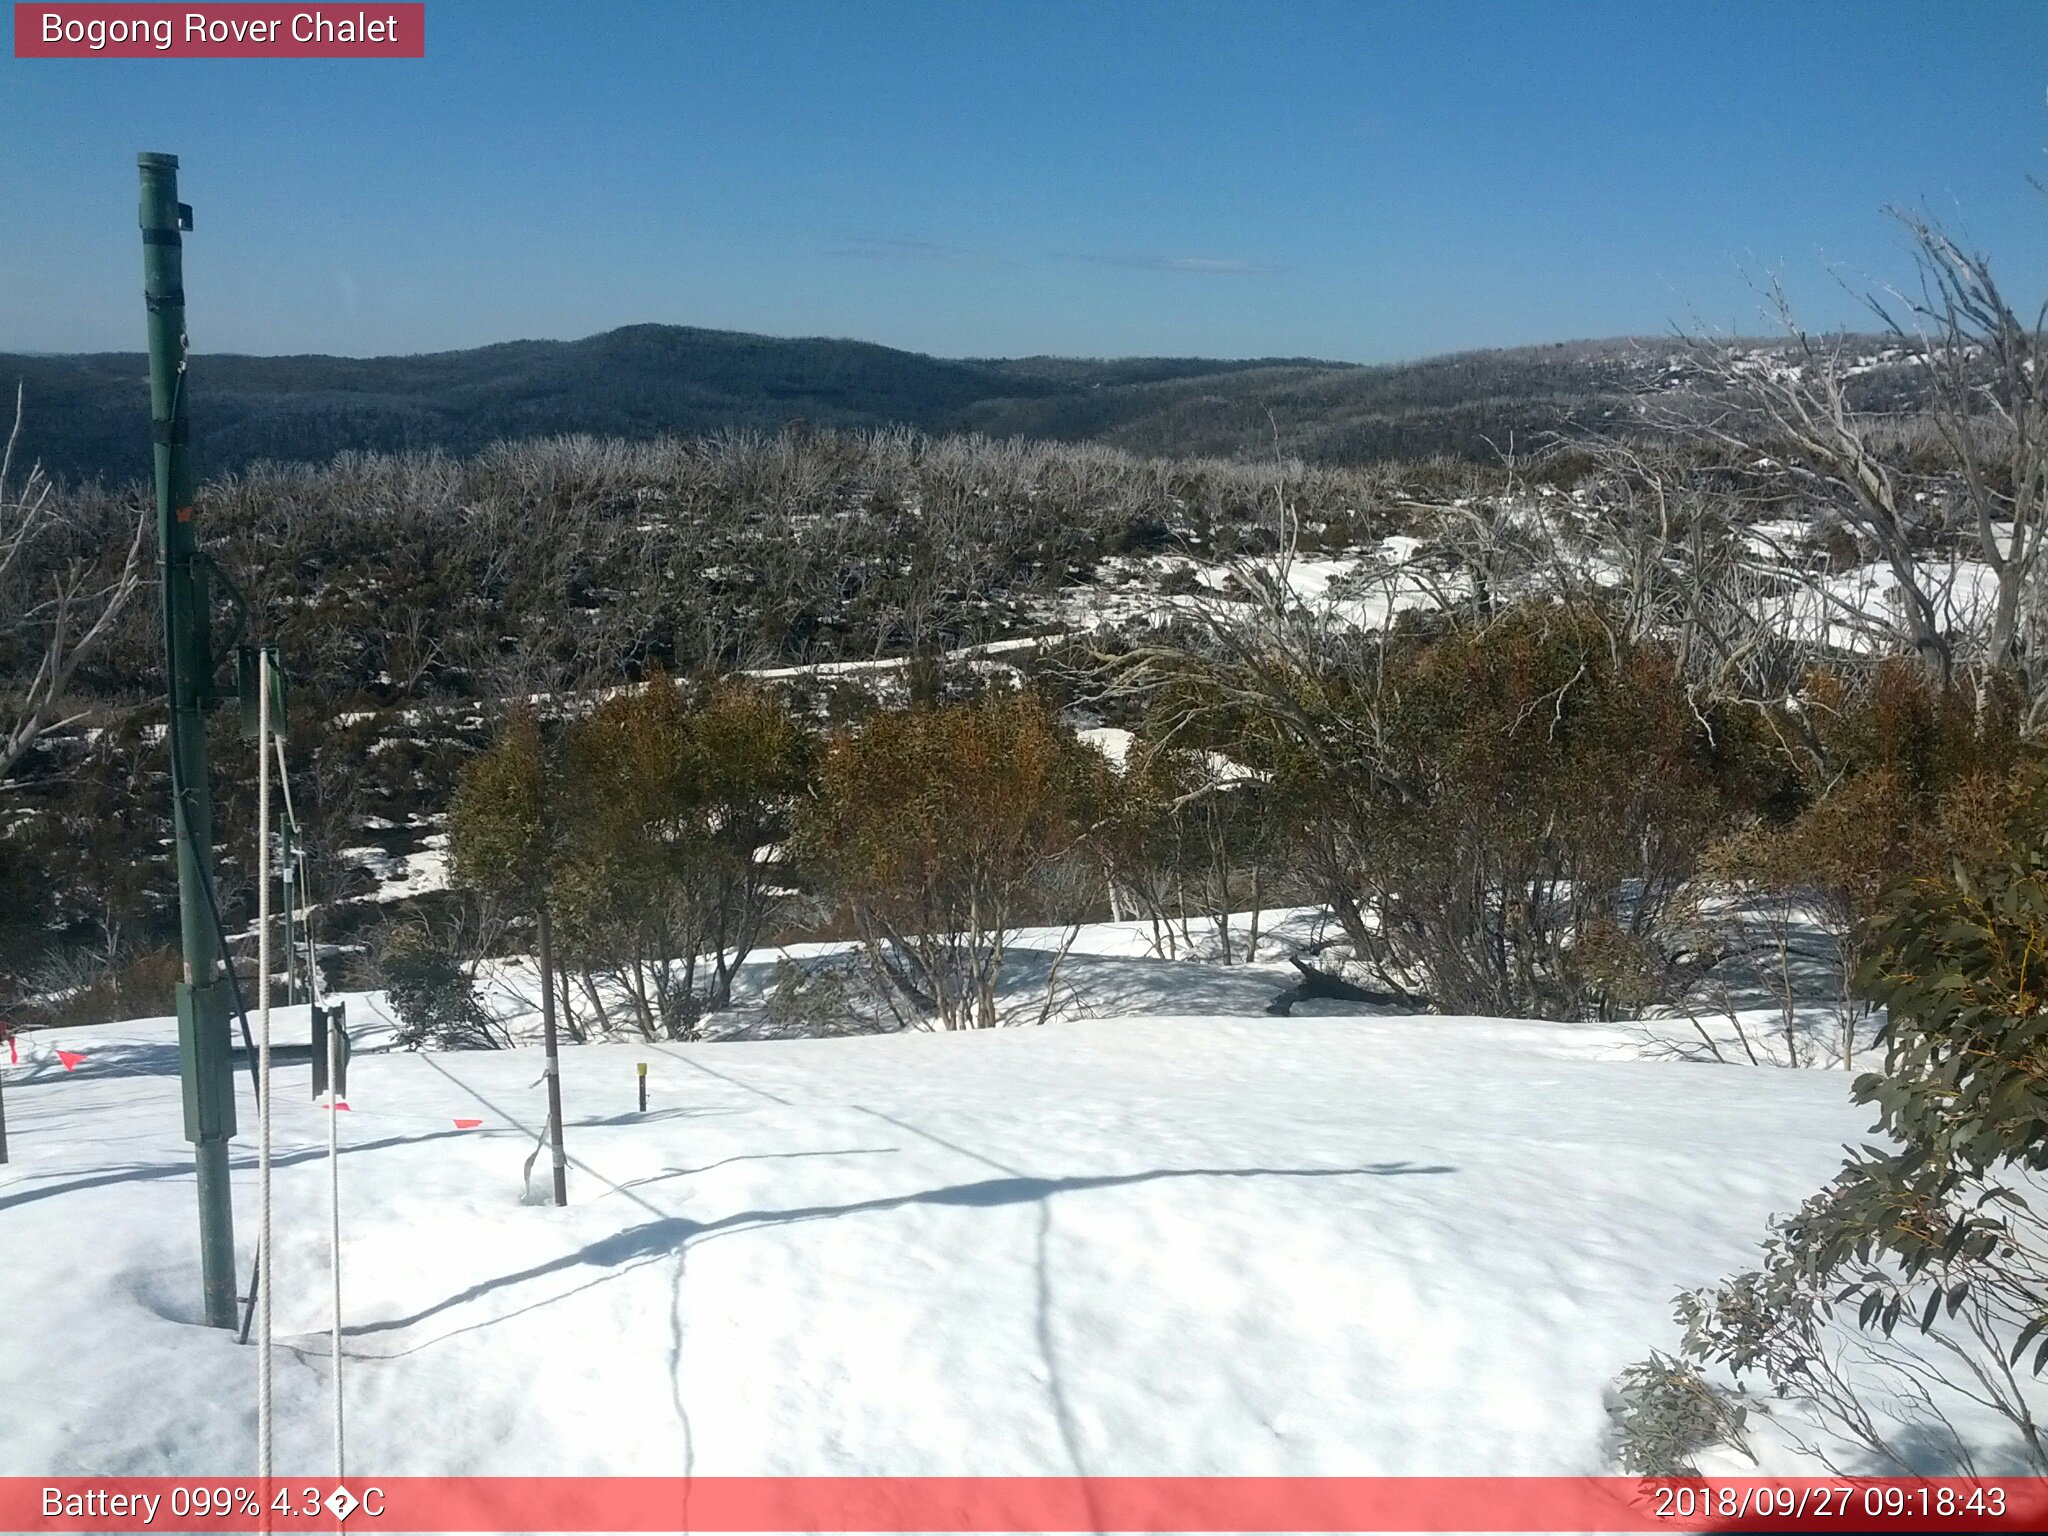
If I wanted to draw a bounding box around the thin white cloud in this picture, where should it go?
[1062,252,1281,275]
[830,237,1010,267]
[828,238,1279,276]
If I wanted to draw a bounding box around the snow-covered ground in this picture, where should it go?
[0,915,1892,1482]
[340,831,452,904]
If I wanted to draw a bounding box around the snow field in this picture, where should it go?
[0,990,1871,1480]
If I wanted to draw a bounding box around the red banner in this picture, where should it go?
[13,4,424,58]
[3,1476,2046,1532]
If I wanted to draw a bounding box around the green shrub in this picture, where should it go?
[1617,768,2048,1474]
[799,690,1104,1029]
[371,917,505,1051]
[1610,1352,1757,1475]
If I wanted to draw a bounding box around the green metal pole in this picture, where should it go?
[142,152,238,1330]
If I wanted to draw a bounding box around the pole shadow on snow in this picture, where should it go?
[645,1043,796,1106]
[2,1041,186,1085]
[0,1126,481,1213]
[350,1048,1456,1496]
[342,1161,1455,1341]
[7,1036,369,1086]
[574,1106,744,1129]
[840,1107,1109,1513]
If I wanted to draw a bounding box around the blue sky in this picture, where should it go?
[3,0,2045,361]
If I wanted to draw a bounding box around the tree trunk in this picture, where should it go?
[627,957,657,1039]
[555,959,585,1044]
[579,968,615,1037]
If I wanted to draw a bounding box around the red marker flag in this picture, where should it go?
[56,1048,84,1071]
[453,1118,482,1129]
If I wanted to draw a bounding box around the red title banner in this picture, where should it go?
[13,4,423,57]
[3,1477,2046,1532]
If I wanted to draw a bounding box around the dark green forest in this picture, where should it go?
[4,324,1715,486]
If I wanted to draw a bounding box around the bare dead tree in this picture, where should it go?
[1642,211,2046,731]
[1878,211,2048,727]
[0,386,151,783]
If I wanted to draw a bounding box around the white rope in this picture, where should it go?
[274,720,343,1477]
[256,649,274,1482]
[326,974,344,1477]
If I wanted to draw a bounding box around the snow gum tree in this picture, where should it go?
[449,706,559,912]
[447,702,578,1200]
[799,689,1106,1029]
[1116,596,1765,1019]
[1355,607,1762,1017]
[1096,735,1288,963]
[440,704,563,1049]
[552,676,814,1037]
[1704,661,2032,1063]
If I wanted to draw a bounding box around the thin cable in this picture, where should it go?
[169,791,262,1346]
[273,735,319,1021]
[300,851,321,1011]
[272,741,300,1012]
[164,756,265,1345]
[256,648,274,1484]
[271,736,298,1008]
[165,652,327,1429]
[271,733,296,824]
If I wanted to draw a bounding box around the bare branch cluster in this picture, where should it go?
[0,387,150,782]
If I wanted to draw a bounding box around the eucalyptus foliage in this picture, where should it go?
[1618,770,2048,1473]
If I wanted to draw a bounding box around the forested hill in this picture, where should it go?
[3,322,1676,485]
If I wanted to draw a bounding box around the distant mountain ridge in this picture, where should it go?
[2,323,1692,484]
